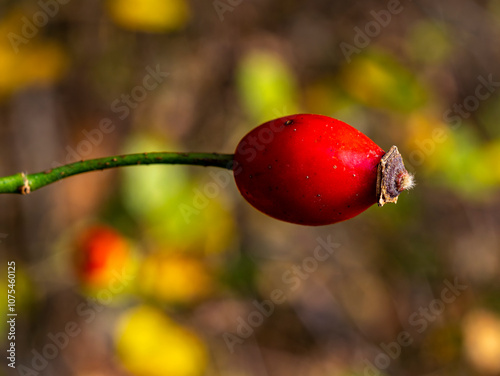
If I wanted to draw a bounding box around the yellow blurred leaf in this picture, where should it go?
[107,0,190,32]
[0,263,34,335]
[463,309,500,374]
[116,305,207,376]
[304,79,355,116]
[0,8,68,98]
[477,140,500,185]
[139,254,213,304]
[339,51,427,112]
[405,112,452,172]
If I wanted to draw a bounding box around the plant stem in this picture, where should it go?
[0,152,235,195]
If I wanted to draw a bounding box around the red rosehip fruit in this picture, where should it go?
[233,114,413,226]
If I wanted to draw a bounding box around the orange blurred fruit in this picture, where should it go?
[74,225,130,289]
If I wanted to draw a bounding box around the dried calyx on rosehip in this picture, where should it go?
[233,114,414,226]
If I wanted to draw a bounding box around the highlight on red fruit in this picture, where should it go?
[73,225,130,288]
[233,114,413,226]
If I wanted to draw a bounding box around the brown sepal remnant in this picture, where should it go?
[376,146,414,207]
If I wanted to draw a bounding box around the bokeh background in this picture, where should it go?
[1,0,500,375]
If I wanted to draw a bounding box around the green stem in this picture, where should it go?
[0,152,235,195]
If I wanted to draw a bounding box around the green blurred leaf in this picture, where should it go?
[146,183,235,255]
[237,50,300,123]
[408,21,454,64]
[478,94,500,139]
[120,133,235,255]
[339,50,428,113]
[425,126,500,199]
[121,133,190,221]
[0,264,35,335]
[0,8,68,99]
[219,251,258,295]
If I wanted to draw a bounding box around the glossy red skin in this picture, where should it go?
[233,114,385,225]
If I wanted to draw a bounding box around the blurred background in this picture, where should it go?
[1,0,500,375]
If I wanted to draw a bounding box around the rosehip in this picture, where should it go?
[233,114,413,226]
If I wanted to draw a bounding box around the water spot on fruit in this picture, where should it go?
[353,174,356,177]
[293,128,297,131]
[284,119,294,125]
[306,175,309,179]
[316,194,321,197]
[333,165,337,169]
[268,165,272,169]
